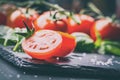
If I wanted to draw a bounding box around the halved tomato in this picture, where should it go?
[22,30,76,60]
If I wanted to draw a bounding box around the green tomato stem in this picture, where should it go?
[42,1,80,24]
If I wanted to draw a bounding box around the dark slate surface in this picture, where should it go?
[0,45,120,79]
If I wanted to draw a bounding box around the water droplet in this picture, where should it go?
[17,74,20,78]
[78,57,82,60]
[48,77,52,80]
[34,75,38,78]
[23,72,26,74]
[82,53,86,57]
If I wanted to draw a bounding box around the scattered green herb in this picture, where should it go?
[0,26,27,52]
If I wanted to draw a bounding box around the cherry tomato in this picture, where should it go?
[0,3,16,16]
[22,30,76,60]
[66,14,94,34]
[33,11,67,32]
[0,12,6,25]
[7,8,39,29]
[90,18,120,41]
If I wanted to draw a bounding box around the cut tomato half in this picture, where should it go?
[22,30,76,60]
[22,30,62,59]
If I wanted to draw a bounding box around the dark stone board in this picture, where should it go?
[0,45,120,78]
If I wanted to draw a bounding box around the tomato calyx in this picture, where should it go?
[16,21,34,38]
[18,8,32,20]
[69,12,81,24]
[50,10,81,25]
[49,11,60,21]
[48,11,66,22]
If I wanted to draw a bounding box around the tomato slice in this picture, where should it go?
[22,30,76,60]
[22,30,62,59]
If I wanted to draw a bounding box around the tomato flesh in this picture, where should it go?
[22,30,62,59]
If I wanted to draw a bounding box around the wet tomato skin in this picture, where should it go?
[90,18,120,41]
[58,31,76,57]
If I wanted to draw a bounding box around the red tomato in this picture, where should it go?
[66,14,94,34]
[7,8,39,29]
[0,3,16,16]
[33,11,67,32]
[0,12,6,25]
[22,30,76,60]
[90,18,120,41]
[58,31,76,57]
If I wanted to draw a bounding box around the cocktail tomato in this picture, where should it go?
[33,11,67,32]
[7,8,39,28]
[66,14,94,34]
[22,30,76,60]
[90,18,120,41]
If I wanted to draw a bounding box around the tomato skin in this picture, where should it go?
[7,8,39,29]
[0,3,16,16]
[33,11,67,32]
[22,30,76,60]
[66,14,94,34]
[90,18,120,41]
[0,12,6,25]
[56,32,76,57]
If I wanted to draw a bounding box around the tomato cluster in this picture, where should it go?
[1,4,120,60]
[33,11,95,35]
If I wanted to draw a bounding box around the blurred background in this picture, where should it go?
[0,0,118,18]
[48,0,116,17]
